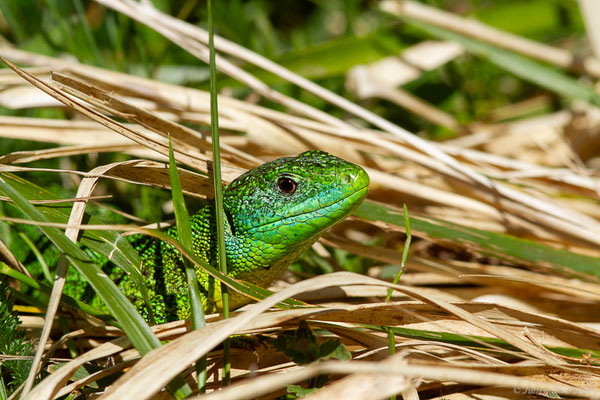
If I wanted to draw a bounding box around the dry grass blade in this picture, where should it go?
[93,0,353,130]
[0,57,171,161]
[20,158,160,396]
[0,144,142,165]
[95,0,348,131]
[3,2,600,398]
[380,0,600,77]
[347,44,468,134]
[0,56,248,183]
[580,0,600,59]
[104,160,215,198]
[24,320,193,400]
[50,72,213,154]
[53,359,137,398]
[51,72,260,167]
[0,116,130,145]
[94,271,587,400]
[0,238,30,276]
[91,0,600,250]
[24,335,132,400]
[193,357,600,400]
[3,47,600,249]
[97,273,374,400]
[94,0,489,181]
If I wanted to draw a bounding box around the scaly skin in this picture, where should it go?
[90,151,370,323]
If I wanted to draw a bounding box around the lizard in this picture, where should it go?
[73,151,369,323]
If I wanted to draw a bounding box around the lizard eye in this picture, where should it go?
[277,177,297,194]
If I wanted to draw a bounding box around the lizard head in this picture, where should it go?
[223,151,369,271]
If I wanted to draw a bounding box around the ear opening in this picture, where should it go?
[224,208,237,236]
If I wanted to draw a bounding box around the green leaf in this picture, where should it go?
[354,200,600,279]
[272,321,348,365]
[18,231,52,283]
[208,0,230,385]
[48,364,101,388]
[318,339,351,362]
[287,385,318,398]
[273,321,318,365]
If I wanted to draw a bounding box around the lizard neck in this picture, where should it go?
[224,231,318,287]
[223,204,318,287]
[189,202,307,286]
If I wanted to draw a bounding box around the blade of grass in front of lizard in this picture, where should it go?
[168,136,205,329]
[106,151,370,323]
[207,0,226,386]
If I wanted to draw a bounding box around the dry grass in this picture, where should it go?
[1,1,600,399]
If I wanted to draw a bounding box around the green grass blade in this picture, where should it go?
[168,136,206,329]
[0,262,113,322]
[474,1,584,37]
[0,175,193,398]
[383,203,410,400]
[366,325,600,363]
[207,0,229,316]
[354,201,600,280]
[17,232,52,283]
[43,0,79,58]
[0,1,26,43]
[386,325,396,400]
[386,204,411,302]
[208,0,231,387]
[210,29,406,88]
[71,0,105,67]
[0,367,7,400]
[395,18,600,106]
[1,173,155,322]
[168,136,207,392]
[104,11,126,72]
[0,176,160,352]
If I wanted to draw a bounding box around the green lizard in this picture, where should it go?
[75,151,369,323]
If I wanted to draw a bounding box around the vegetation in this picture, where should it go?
[1,0,599,399]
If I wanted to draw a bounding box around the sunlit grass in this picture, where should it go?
[0,1,599,398]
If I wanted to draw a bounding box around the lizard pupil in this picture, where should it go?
[277,177,297,194]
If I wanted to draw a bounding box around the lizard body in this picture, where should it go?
[81,151,369,322]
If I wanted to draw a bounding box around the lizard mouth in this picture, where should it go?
[248,182,369,233]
